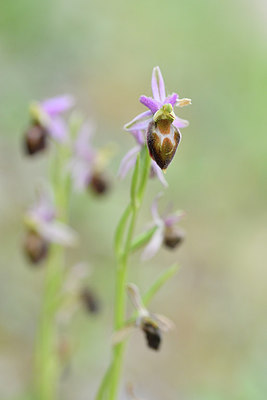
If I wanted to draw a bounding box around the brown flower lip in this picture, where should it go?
[80,287,100,314]
[89,173,110,195]
[24,122,48,156]
[147,120,181,170]
[24,230,49,264]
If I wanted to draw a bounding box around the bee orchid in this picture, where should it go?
[112,283,174,351]
[124,67,191,170]
[141,194,185,261]
[24,95,74,155]
[24,189,77,264]
[69,121,111,195]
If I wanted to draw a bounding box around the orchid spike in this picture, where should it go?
[112,283,174,351]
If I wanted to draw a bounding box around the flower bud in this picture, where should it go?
[89,173,110,195]
[164,227,184,249]
[80,288,100,314]
[147,119,181,170]
[23,230,49,264]
[142,321,161,350]
[24,122,48,155]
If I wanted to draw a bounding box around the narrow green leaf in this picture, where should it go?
[130,226,157,253]
[114,204,132,257]
[125,264,180,326]
[143,263,180,306]
[130,152,140,205]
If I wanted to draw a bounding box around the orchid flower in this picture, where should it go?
[141,194,185,261]
[112,283,174,351]
[29,95,74,142]
[124,67,191,170]
[118,129,168,187]
[70,121,111,194]
[24,189,77,248]
[124,67,190,132]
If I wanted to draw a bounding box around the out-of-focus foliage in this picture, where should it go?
[0,0,267,399]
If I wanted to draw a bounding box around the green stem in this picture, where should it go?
[96,147,150,400]
[34,144,71,400]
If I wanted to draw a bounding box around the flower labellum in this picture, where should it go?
[164,226,184,249]
[24,123,48,156]
[142,320,161,350]
[147,110,181,170]
[24,230,49,264]
[112,283,174,352]
[89,172,110,196]
[80,287,100,314]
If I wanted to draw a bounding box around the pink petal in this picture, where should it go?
[164,211,185,227]
[130,130,145,146]
[173,116,189,129]
[151,192,164,223]
[164,93,179,107]
[75,121,95,161]
[151,66,166,102]
[117,146,140,179]
[47,117,68,142]
[70,158,92,192]
[41,95,74,116]
[139,96,161,114]
[38,220,78,247]
[141,227,164,261]
[151,161,168,188]
[124,110,152,131]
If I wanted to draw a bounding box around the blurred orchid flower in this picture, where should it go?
[32,95,74,142]
[70,121,111,194]
[141,194,185,261]
[26,95,74,150]
[113,283,174,351]
[118,129,168,187]
[25,189,78,248]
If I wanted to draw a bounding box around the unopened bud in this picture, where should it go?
[24,230,49,264]
[24,123,47,155]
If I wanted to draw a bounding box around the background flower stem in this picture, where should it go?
[34,143,71,400]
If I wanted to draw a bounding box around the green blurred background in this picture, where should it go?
[0,0,267,399]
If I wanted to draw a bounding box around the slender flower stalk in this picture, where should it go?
[34,133,75,400]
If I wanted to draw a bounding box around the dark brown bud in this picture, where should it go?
[147,119,181,170]
[142,321,161,351]
[23,230,49,264]
[89,173,110,195]
[24,122,48,155]
[164,227,184,249]
[80,288,100,314]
